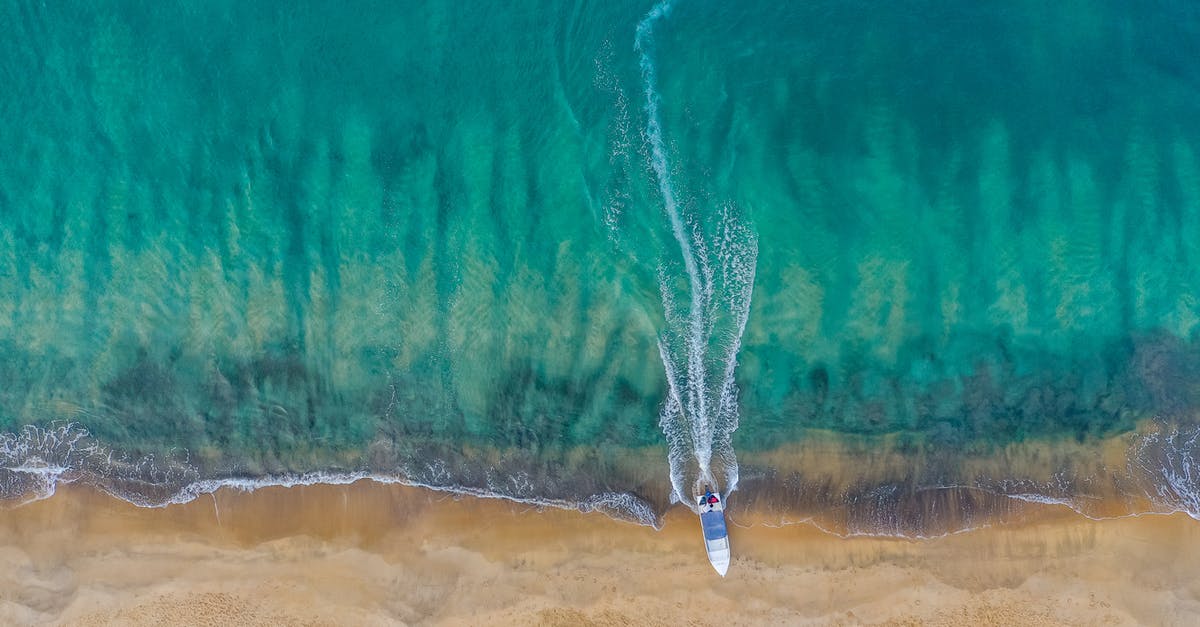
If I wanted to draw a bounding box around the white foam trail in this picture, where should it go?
[712,207,757,496]
[636,1,703,299]
[635,1,758,507]
[636,3,711,460]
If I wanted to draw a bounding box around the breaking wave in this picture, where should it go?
[0,423,662,528]
[1130,424,1200,521]
[3,420,1200,537]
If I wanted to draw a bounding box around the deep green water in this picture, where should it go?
[1,0,1199,530]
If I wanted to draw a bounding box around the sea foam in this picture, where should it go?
[0,423,662,528]
[4,420,1200,538]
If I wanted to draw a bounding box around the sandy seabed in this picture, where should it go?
[0,481,1197,626]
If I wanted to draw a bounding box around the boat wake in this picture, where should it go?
[635,0,758,510]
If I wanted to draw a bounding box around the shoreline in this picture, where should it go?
[1,481,1198,625]
[6,418,1197,539]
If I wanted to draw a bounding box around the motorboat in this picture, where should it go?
[696,486,731,576]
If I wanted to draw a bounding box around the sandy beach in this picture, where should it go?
[0,481,1196,626]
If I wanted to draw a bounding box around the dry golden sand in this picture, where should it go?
[0,481,1197,626]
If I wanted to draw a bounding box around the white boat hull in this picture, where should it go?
[705,537,731,576]
[697,493,731,577]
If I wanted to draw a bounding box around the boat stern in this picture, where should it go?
[706,540,731,576]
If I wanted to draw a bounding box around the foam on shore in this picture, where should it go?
[4,420,1200,540]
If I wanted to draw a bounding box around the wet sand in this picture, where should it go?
[1,481,1198,626]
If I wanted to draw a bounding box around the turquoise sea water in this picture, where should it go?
[2,0,1199,532]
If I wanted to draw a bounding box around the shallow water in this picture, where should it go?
[1,0,1199,533]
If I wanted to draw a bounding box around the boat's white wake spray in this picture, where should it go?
[635,0,758,510]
